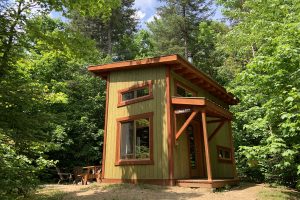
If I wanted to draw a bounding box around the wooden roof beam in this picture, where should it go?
[174,68,188,74]
[182,73,198,80]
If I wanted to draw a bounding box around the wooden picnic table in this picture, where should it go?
[81,165,102,185]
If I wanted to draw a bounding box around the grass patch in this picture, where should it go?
[258,188,300,200]
[24,190,65,200]
[136,183,160,190]
[102,183,159,191]
[213,184,233,193]
[79,183,101,191]
[102,183,132,190]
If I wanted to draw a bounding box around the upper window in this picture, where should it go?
[116,112,153,165]
[175,81,196,97]
[217,145,232,163]
[118,81,153,107]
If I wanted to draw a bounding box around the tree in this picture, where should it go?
[195,21,230,84]
[0,0,119,198]
[217,0,300,188]
[70,0,137,59]
[147,0,212,58]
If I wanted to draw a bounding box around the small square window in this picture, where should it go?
[217,146,232,163]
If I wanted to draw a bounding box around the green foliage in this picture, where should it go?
[220,0,300,188]
[196,21,230,84]
[147,0,211,58]
[0,0,118,198]
[59,0,121,19]
[146,1,231,82]
[24,16,107,168]
[0,134,38,199]
[70,0,137,59]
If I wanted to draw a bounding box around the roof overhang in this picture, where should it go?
[88,54,239,105]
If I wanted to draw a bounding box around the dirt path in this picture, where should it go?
[35,182,300,200]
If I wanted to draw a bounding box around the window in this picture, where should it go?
[116,112,153,165]
[175,81,196,97]
[217,145,232,163]
[187,125,196,169]
[118,81,153,107]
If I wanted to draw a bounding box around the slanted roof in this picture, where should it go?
[88,54,238,105]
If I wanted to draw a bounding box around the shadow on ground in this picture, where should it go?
[29,182,300,200]
[32,183,205,200]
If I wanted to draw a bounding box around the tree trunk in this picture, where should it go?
[0,1,23,76]
[107,20,112,56]
[182,4,188,58]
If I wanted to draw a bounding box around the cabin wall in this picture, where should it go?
[207,118,234,178]
[173,114,190,179]
[170,70,234,179]
[104,66,169,180]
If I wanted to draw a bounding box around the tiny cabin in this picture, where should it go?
[88,54,239,188]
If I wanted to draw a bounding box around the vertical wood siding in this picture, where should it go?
[207,119,234,178]
[170,70,234,179]
[173,114,190,179]
[105,67,169,180]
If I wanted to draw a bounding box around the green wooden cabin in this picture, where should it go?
[88,54,239,188]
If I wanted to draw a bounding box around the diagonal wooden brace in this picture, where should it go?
[208,121,225,141]
[175,110,199,140]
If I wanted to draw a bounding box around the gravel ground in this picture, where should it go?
[35,182,300,200]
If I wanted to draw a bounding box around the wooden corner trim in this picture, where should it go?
[117,80,153,107]
[102,75,110,179]
[174,79,197,97]
[115,112,154,166]
[216,145,233,164]
[227,120,238,178]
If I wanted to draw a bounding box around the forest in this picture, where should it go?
[0,0,299,199]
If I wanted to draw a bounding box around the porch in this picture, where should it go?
[171,97,239,188]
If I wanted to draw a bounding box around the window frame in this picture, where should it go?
[216,145,233,163]
[174,80,197,97]
[117,80,153,107]
[115,112,154,166]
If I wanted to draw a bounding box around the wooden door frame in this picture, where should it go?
[187,120,206,178]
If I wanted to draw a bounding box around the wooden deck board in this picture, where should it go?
[176,178,239,188]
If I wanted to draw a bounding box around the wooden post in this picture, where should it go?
[201,111,212,181]
[166,66,174,185]
[228,120,238,179]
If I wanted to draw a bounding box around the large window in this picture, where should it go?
[116,113,153,165]
[217,145,232,163]
[118,81,153,107]
[175,81,196,97]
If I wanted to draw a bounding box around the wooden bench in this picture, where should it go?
[81,166,102,185]
[56,167,73,184]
